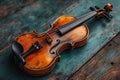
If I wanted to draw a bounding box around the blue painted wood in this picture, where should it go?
[68,32,120,80]
[0,0,78,50]
[0,0,120,80]
[0,0,38,19]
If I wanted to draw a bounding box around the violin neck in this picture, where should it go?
[58,11,97,35]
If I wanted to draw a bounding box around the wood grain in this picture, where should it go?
[68,32,120,80]
[0,0,120,80]
[0,0,37,20]
[0,0,78,51]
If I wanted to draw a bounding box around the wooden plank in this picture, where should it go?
[0,0,120,80]
[68,32,120,80]
[0,0,78,52]
[47,0,120,79]
[0,0,38,20]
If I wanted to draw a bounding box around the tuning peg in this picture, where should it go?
[103,14,111,21]
[104,3,113,12]
[95,6,100,9]
[50,24,52,28]
[108,14,113,19]
[90,7,96,11]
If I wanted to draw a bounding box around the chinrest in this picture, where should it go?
[11,41,25,64]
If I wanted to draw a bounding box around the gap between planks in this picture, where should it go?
[67,32,120,80]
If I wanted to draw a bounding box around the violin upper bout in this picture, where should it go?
[62,24,89,48]
[52,15,76,28]
[52,15,89,50]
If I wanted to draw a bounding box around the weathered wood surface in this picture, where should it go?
[0,0,78,52]
[0,0,38,20]
[0,0,120,80]
[68,32,120,80]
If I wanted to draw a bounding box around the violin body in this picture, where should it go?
[11,3,113,76]
[15,15,89,75]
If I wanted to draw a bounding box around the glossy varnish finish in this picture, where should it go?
[68,32,120,80]
[12,3,113,75]
[16,15,89,75]
[0,0,119,80]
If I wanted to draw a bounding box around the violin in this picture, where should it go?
[11,3,113,76]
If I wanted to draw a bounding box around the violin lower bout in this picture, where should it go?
[15,15,89,76]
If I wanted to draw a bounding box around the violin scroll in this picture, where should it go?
[11,3,113,76]
[90,3,113,20]
[104,3,113,12]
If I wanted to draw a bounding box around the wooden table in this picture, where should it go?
[0,0,120,80]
